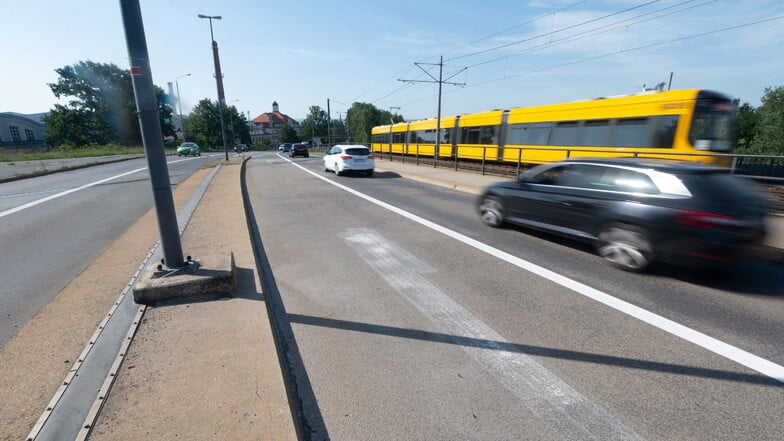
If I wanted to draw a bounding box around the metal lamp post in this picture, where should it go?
[197,13,229,160]
[175,73,190,141]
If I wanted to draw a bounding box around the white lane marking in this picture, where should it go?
[0,157,194,220]
[284,156,784,384]
[341,228,641,440]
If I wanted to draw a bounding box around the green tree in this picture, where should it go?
[44,60,173,147]
[185,99,222,149]
[733,101,759,152]
[299,106,329,142]
[344,102,404,144]
[226,104,251,146]
[329,119,346,144]
[277,124,299,144]
[749,86,784,155]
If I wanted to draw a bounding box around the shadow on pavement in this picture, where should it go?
[287,313,783,388]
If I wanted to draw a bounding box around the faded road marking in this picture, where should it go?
[341,227,642,440]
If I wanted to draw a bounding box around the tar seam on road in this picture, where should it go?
[28,165,221,441]
[284,155,784,385]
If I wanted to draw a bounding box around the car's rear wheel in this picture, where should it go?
[366,170,373,177]
[479,196,504,227]
[335,164,342,176]
[597,224,653,272]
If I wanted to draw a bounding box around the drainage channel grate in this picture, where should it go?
[27,165,221,441]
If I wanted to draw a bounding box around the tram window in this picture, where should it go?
[650,115,678,148]
[581,120,611,146]
[392,132,406,143]
[461,126,497,144]
[440,128,451,143]
[461,127,479,144]
[409,129,437,143]
[507,124,528,145]
[480,126,497,144]
[551,121,580,146]
[528,123,552,145]
[612,118,649,148]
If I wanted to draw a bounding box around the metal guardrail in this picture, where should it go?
[375,144,784,182]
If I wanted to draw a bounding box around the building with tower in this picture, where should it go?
[249,101,300,145]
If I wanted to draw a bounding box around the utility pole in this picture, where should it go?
[345,111,350,143]
[400,55,465,167]
[327,98,331,147]
[120,0,184,268]
[389,106,400,124]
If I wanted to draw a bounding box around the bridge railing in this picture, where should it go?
[377,144,784,182]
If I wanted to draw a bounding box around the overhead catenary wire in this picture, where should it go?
[395,14,784,113]
[465,0,714,70]
[371,0,672,109]
[370,1,591,107]
[444,0,662,62]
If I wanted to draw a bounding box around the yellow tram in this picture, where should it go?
[371,89,736,166]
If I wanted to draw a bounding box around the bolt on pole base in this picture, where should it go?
[133,252,236,304]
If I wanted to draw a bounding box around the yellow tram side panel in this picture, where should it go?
[406,117,456,158]
[454,110,505,162]
[504,89,708,164]
[389,123,409,154]
[371,124,391,154]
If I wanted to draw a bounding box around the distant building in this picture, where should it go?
[249,101,300,144]
[0,112,47,151]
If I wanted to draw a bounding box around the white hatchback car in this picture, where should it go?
[323,144,375,176]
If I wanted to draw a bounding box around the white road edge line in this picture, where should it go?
[0,157,193,219]
[282,154,784,384]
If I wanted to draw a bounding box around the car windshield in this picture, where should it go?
[181,142,197,147]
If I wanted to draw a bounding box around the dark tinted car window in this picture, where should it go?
[530,165,565,185]
[530,165,592,187]
[588,166,659,194]
[680,173,760,204]
[345,148,370,155]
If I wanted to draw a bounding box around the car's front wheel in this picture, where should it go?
[479,196,505,227]
[597,224,653,272]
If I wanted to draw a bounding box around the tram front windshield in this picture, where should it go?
[688,99,736,152]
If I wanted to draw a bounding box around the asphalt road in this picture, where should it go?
[0,154,222,346]
[246,152,783,441]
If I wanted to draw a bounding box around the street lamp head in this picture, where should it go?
[198,14,221,19]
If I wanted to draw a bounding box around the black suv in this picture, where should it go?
[478,158,768,271]
[289,143,309,158]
